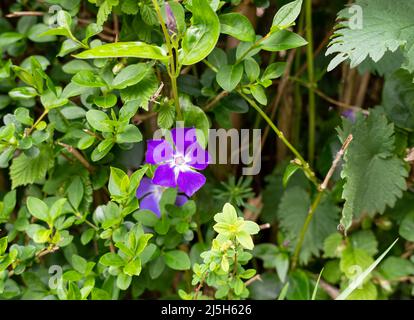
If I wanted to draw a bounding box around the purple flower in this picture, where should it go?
[136,177,188,217]
[145,127,210,197]
[165,3,177,35]
[342,109,356,123]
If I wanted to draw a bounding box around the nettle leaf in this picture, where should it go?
[10,145,54,189]
[219,13,255,42]
[277,186,339,264]
[120,71,158,110]
[74,42,168,61]
[338,110,408,232]
[180,0,220,65]
[96,0,119,26]
[326,0,414,72]
[382,69,414,131]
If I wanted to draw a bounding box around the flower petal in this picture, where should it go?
[152,163,176,188]
[140,194,161,217]
[177,170,206,197]
[175,195,188,207]
[171,127,197,154]
[136,177,155,199]
[185,142,210,170]
[145,140,173,164]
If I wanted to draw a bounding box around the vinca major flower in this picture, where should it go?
[136,177,188,217]
[145,127,210,197]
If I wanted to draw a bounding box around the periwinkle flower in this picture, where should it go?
[165,3,177,35]
[136,177,187,217]
[145,127,210,197]
[342,109,356,123]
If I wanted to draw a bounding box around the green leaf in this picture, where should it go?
[10,145,54,189]
[124,257,142,276]
[323,233,343,258]
[244,58,260,82]
[277,186,339,263]
[346,282,377,300]
[236,231,255,250]
[250,84,267,105]
[74,42,168,61]
[164,250,191,270]
[0,32,24,48]
[9,87,38,100]
[96,0,119,26]
[15,107,33,126]
[382,69,414,130]
[112,63,150,90]
[49,198,67,221]
[81,228,95,245]
[338,110,408,231]
[72,70,106,88]
[67,176,84,210]
[272,0,303,29]
[0,237,8,255]
[120,71,158,110]
[350,230,378,256]
[181,96,210,148]
[262,62,286,81]
[259,30,307,52]
[116,273,132,290]
[400,212,414,241]
[86,110,112,132]
[216,64,244,92]
[62,60,93,74]
[340,245,373,279]
[282,162,301,187]
[100,252,125,267]
[380,256,414,280]
[94,94,117,109]
[116,124,142,144]
[336,239,397,300]
[72,254,88,274]
[180,0,220,65]
[108,167,128,197]
[326,0,414,72]
[219,13,255,42]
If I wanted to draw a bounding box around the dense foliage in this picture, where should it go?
[0,0,413,300]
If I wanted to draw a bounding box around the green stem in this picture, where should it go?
[171,74,183,120]
[305,0,316,165]
[291,191,323,269]
[292,12,305,146]
[151,0,182,121]
[26,109,48,136]
[238,90,318,188]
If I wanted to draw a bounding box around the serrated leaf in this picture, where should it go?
[277,186,339,264]
[338,110,408,232]
[10,145,54,189]
[326,0,414,72]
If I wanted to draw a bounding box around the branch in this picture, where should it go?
[57,142,95,173]
[320,134,353,191]
[6,11,44,18]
